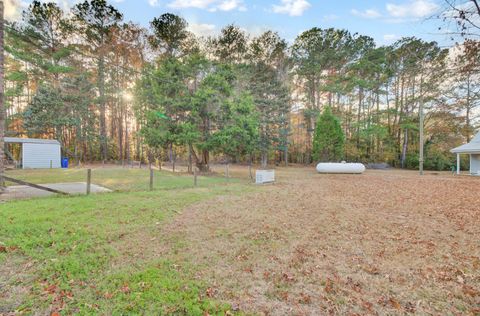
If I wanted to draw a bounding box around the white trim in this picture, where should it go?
[457,153,460,175]
[4,137,60,145]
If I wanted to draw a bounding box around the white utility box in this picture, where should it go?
[256,170,275,184]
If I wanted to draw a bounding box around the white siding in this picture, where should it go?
[22,143,61,169]
[470,154,480,175]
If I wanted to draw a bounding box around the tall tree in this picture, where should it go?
[73,0,123,161]
[312,107,345,162]
[4,0,73,120]
[0,0,5,188]
[209,93,259,163]
[211,25,247,63]
[248,31,291,167]
[291,28,354,163]
[22,1,73,86]
[149,13,190,58]
[135,55,194,165]
[449,43,480,141]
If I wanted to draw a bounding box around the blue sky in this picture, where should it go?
[7,0,453,46]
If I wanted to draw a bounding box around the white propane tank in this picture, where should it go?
[316,161,366,174]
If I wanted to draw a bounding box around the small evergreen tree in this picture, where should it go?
[312,107,345,162]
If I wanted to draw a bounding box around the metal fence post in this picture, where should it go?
[86,169,91,195]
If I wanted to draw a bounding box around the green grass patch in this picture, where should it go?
[71,262,231,315]
[5,167,238,192]
[0,183,252,314]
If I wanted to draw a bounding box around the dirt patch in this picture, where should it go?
[0,254,36,314]
[162,168,480,315]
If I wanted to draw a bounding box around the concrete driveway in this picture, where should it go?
[0,182,112,201]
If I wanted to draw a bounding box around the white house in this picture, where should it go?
[451,132,480,175]
[5,137,61,169]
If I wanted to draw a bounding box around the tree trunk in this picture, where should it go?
[356,87,363,150]
[401,128,408,168]
[261,151,268,168]
[117,111,123,162]
[386,82,391,134]
[98,51,107,162]
[189,144,209,172]
[374,89,380,157]
[249,155,254,181]
[188,145,192,173]
[125,114,130,163]
[0,1,4,188]
[200,149,209,171]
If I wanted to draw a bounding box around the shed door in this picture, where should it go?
[22,143,61,169]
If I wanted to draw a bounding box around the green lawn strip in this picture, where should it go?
[4,168,239,192]
[0,184,252,314]
[70,261,233,315]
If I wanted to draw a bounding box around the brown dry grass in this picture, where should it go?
[3,166,479,315]
[161,167,480,315]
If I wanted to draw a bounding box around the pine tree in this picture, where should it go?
[312,107,345,162]
[73,0,123,161]
[248,31,290,167]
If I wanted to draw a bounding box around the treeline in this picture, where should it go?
[4,0,480,170]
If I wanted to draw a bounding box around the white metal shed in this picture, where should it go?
[5,137,61,169]
[451,132,480,176]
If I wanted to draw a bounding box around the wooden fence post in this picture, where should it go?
[86,169,91,195]
[149,168,154,191]
[225,163,229,181]
[194,169,197,187]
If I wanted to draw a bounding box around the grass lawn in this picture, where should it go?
[4,167,236,192]
[0,169,254,315]
[2,166,480,315]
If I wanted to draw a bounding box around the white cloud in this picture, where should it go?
[168,0,246,11]
[351,8,381,19]
[188,23,216,37]
[4,0,23,21]
[383,34,400,41]
[148,0,160,6]
[386,0,438,18]
[217,0,246,12]
[168,0,214,9]
[272,0,311,17]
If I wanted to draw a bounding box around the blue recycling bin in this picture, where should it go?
[61,157,69,168]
